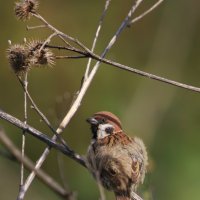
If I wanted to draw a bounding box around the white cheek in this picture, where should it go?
[97,129,108,139]
[97,124,113,139]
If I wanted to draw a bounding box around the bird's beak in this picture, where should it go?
[86,117,98,125]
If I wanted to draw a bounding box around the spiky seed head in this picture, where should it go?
[7,44,30,75]
[27,40,55,67]
[14,0,39,21]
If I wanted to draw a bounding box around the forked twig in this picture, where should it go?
[0,129,70,198]
[17,1,144,199]
[57,0,144,135]
[128,0,164,26]
[47,43,200,93]
[0,109,86,168]
[17,77,67,146]
[84,0,112,80]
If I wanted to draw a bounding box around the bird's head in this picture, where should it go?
[86,111,122,140]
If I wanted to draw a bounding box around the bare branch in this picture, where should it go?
[128,0,164,26]
[57,0,144,136]
[47,44,200,93]
[0,129,71,199]
[19,72,28,192]
[26,25,47,30]
[56,55,88,59]
[0,109,86,168]
[14,2,144,198]
[89,54,200,93]
[17,77,68,146]
[84,0,112,80]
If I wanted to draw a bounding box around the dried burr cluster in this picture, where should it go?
[7,41,55,75]
[7,0,55,75]
[14,0,39,21]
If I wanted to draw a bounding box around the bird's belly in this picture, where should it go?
[88,145,133,194]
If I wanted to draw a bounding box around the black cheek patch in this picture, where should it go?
[105,127,114,134]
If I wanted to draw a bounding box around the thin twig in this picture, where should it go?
[128,0,164,26]
[46,44,88,56]
[0,109,86,168]
[0,129,70,198]
[19,73,28,193]
[16,78,83,200]
[47,44,200,93]
[56,55,88,59]
[16,2,144,198]
[17,77,68,146]
[32,13,91,53]
[84,0,112,80]
[57,0,144,134]
[8,75,85,199]
[84,1,112,199]
[26,24,47,30]
[39,32,57,52]
[91,55,200,93]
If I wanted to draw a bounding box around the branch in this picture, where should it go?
[0,129,72,199]
[90,55,200,93]
[17,2,144,198]
[20,72,28,189]
[0,109,86,168]
[56,0,144,137]
[128,0,164,26]
[84,0,112,81]
[17,77,67,147]
[46,44,200,93]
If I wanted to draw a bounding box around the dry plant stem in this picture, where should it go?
[60,1,112,198]
[84,0,112,80]
[38,1,200,93]
[92,55,200,93]
[57,0,144,133]
[16,78,82,199]
[49,44,200,93]
[9,85,85,199]
[129,0,164,25]
[20,73,28,188]
[0,109,86,168]
[39,32,57,52]
[26,24,47,30]
[34,1,198,94]
[32,13,90,53]
[0,129,69,198]
[56,55,88,59]
[17,2,144,199]
[46,44,88,56]
[17,77,67,147]
[83,4,112,199]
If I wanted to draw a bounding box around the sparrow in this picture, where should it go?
[86,111,148,200]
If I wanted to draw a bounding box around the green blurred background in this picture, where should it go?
[1,0,200,199]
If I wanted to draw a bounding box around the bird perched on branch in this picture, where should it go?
[86,111,148,200]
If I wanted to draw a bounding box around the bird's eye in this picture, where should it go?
[100,118,106,124]
[105,127,114,134]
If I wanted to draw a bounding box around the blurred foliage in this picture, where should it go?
[0,0,200,199]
